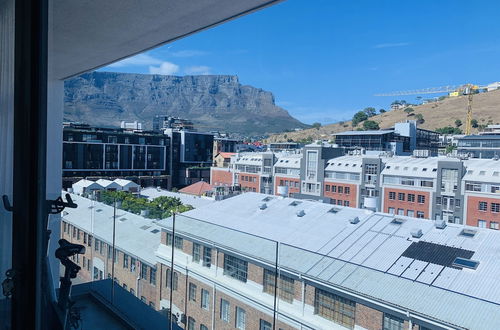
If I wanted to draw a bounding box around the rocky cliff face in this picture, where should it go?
[64,71,306,135]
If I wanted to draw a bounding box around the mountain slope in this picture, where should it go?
[64,71,307,136]
[266,89,500,142]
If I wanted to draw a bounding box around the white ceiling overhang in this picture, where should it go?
[51,0,283,79]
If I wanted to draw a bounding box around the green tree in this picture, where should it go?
[455,119,462,127]
[312,122,322,130]
[404,107,415,116]
[352,111,369,126]
[435,126,462,134]
[445,145,457,154]
[379,109,386,114]
[415,114,425,124]
[471,119,478,128]
[363,107,377,117]
[362,120,380,130]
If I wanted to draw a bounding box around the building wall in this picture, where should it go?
[465,195,500,228]
[210,168,233,186]
[383,187,431,218]
[355,303,383,330]
[238,173,260,193]
[324,181,358,207]
[274,176,300,196]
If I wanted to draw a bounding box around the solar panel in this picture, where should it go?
[401,241,475,268]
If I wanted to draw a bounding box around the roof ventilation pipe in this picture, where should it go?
[296,210,305,217]
[259,203,267,210]
[349,217,360,224]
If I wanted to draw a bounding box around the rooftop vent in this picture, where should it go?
[349,217,360,224]
[296,210,305,217]
[435,219,447,229]
[259,203,267,210]
[391,218,405,225]
[150,229,160,234]
[289,201,302,206]
[459,228,477,238]
[328,207,341,214]
[262,196,273,202]
[410,228,423,238]
[452,257,479,270]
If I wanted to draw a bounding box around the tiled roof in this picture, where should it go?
[179,181,213,196]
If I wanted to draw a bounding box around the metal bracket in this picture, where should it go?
[2,269,16,298]
[2,195,13,212]
[48,193,77,214]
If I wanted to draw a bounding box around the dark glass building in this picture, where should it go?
[62,123,170,188]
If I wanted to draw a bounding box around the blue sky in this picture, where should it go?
[101,0,500,125]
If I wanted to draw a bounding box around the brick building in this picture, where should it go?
[62,192,500,329]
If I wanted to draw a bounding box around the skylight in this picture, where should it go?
[150,229,160,234]
[262,196,273,202]
[289,201,302,206]
[391,218,405,225]
[459,228,477,238]
[452,257,479,270]
[140,225,151,230]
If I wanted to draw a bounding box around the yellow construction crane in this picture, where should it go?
[375,84,485,135]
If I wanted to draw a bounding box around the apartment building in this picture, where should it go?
[323,156,362,208]
[463,159,500,229]
[456,134,500,159]
[63,123,170,189]
[273,154,301,197]
[62,193,500,330]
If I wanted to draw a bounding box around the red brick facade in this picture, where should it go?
[383,187,431,219]
[274,176,300,196]
[210,168,233,186]
[324,181,358,207]
[237,173,260,192]
[466,195,500,228]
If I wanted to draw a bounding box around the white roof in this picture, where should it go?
[274,154,302,169]
[463,159,500,183]
[140,187,215,209]
[233,152,272,165]
[62,193,161,265]
[382,157,442,179]
[96,179,121,188]
[113,178,140,188]
[73,179,103,189]
[325,155,363,173]
[161,193,500,330]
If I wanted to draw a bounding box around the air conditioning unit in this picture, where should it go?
[435,219,447,229]
[349,217,360,224]
[410,228,423,238]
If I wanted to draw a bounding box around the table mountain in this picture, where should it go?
[64,71,307,135]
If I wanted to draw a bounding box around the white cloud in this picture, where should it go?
[108,53,163,68]
[184,66,211,75]
[373,42,411,49]
[149,61,180,75]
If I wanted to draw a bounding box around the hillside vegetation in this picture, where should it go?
[265,89,500,143]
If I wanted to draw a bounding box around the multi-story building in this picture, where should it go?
[62,123,170,189]
[273,154,301,197]
[213,136,239,155]
[332,121,439,156]
[63,192,500,330]
[463,159,500,229]
[231,152,275,194]
[456,134,500,158]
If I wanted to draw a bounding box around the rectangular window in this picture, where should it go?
[123,254,129,269]
[338,186,344,194]
[344,200,349,207]
[418,195,425,204]
[220,299,230,322]
[187,317,195,330]
[201,289,209,310]
[174,236,183,249]
[388,207,395,215]
[203,246,212,268]
[150,267,156,285]
[490,222,499,230]
[455,199,461,207]
[224,254,248,282]
[331,185,337,193]
[397,208,404,216]
[478,220,487,228]
[94,238,99,252]
[88,235,92,247]
[383,314,404,330]
[189,282,197,301]
[314,288,355,328]
[344,187,350,195]
[479,201,488,211]
[165,269,178,290]
[407,194,415,202]
[263,269,295,303]
[325,185,330,192]
[407,210,415,217]
[491,203,500,213]
[417,211,425,219]
[260,319,272,330]
[398,193,405,201]
[83,232,87,244]
[166,232,173,246]
[193,243,201,262]
[389,191,396,200]
[436,197,441,205]
[235,307,246,330]
[140,263,148,280]
[130,257,136,272]
[337,200,342,206]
